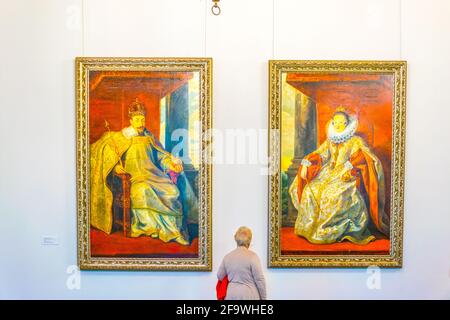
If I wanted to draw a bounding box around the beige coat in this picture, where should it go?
[217,247,267,300]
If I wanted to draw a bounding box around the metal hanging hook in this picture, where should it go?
[211,0,221,16]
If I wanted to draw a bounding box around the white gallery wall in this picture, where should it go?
[0,0,449,299]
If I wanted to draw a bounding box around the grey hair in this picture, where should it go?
[234,226,252,248]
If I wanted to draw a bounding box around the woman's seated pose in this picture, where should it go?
[289,108,390,244]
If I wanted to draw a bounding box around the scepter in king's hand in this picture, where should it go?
[104,120,124,168]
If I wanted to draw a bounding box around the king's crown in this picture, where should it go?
[128,98,146,118]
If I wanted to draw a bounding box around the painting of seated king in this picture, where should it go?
[76,58,212,271]
[90,98,192,246]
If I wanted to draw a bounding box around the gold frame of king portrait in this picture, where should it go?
[268,60,406,268]
[76,57,213,271]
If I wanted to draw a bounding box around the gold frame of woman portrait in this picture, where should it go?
[76,57,212,271]
[268,60,406,268]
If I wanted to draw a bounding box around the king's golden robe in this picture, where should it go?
[90,127,185,242]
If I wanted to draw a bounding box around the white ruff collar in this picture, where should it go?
[122,126,138,139]
[327,116,358,144]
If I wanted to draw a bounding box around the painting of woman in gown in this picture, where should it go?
[268,60,406,267]
[289,108,390,245]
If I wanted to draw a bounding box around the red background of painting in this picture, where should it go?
[88,70,193,144]
[283,73,393,254]
[89,94,161,144]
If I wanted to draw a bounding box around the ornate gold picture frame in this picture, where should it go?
[268,60,406,268]
[76,57,212,271]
